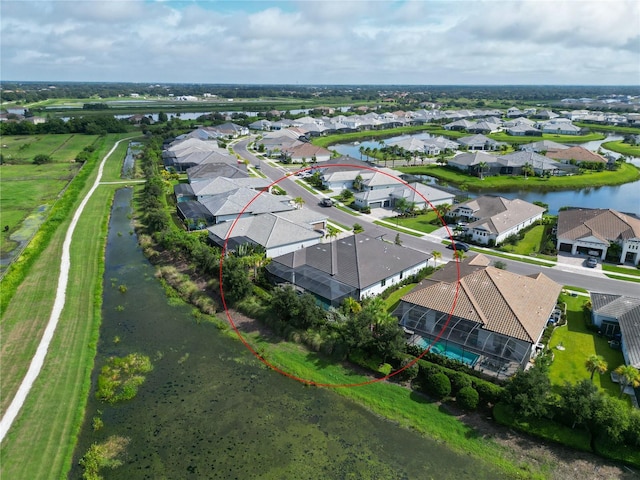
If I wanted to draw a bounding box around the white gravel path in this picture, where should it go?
[0,137,132,442]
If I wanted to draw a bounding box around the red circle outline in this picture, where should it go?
[218,163,462,387]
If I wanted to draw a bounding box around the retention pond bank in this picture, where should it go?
[70,187,508,479]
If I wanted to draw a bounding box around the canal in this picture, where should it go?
[69,187,509,479]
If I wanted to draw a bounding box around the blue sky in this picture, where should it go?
[1,0,638,85]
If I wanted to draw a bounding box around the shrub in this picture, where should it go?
[472,379,504,406]
[33,153,53,165]
[395,355,419,382]
[448,370,473,393]
[456,386,479,410]
[428,372,451,399]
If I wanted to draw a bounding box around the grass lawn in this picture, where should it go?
[384,283,417,312]
[601,140,640,157]
[601,263,640,277]
[397,162,640,192]
[547,294,626,400]
[387,211,443,234]
[373,220,424,237]
[498,225,546,255]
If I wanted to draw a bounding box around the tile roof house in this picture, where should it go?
[448,196,545,246]
[545,146,607,164]
[590,293,640,370]
[395,254,562,375]
[266,234,431,307]
[556,208,640,264]
[280,141,332,163]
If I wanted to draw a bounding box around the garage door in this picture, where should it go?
[558,242,573,253]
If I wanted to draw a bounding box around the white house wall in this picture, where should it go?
[359,261,428,299]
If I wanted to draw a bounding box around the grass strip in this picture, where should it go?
[294,179,319,194]
[333,204,361,216]
[601,264,640,277]
[604,274,640,283]
[373,221,424,237]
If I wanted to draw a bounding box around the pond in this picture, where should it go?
[69,188,509,479]
[331,135,640,216]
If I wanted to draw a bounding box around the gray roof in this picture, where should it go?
[519,140,569,152]
[393,182,455,205]
[191,177,271,197]
[591,293,640,368]
[207,213,322,253]
[272,234,431,290]
[449,151,498,168]
[458,134,503,148]
[186,163,247,182]
[557,208,640,244]
[497,151,562,171]
[201,188,294,219]
[451,196,545,236]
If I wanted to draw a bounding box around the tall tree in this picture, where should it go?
[431,250,442,267]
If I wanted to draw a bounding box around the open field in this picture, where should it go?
[0,134,100,256]
[0,134,99,164]
[0,134,130,478]
[398,162,640,191]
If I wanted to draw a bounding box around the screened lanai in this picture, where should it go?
[396,303,533,377]
[265,261,358,308]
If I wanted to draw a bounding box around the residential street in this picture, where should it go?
[234,137,639,297]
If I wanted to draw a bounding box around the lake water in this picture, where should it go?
[332,135,640,215]
[69,188,508,479]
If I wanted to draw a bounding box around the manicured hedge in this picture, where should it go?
[457,386,479,411]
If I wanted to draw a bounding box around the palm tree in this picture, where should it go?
[293,196,305,209]
[585,354,608,381]
[453,249,466,261]
[523,162,534,179]
[477,161,487,180]
[614,364,640,398]
[359,146,364,160]
[431,250,442,267]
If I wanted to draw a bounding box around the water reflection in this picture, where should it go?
[69,188,508,479]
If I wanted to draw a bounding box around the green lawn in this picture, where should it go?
[372,220,424,237]
[601,263,640,277]
[397,162,640,192]
[601,140,640,157]
[385,211,442,234]
[547,294,626,400]
[498,225,546,255]
[384,283,417,312]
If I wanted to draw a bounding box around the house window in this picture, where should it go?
[381,278,387,287]
[400,271,404,280]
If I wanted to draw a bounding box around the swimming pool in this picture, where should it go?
[416,338,479,367]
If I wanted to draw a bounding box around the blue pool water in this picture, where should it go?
[417,338,479,367]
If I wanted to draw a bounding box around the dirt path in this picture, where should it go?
[0,137,133,442]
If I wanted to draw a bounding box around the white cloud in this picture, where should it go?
[0,0,638,84]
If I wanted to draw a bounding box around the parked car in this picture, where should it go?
[447,241,470,252]
[319,198,334,207]
[586,256,598,268]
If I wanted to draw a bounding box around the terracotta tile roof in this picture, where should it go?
[557,208,640,244]
[401,256,561,343]
[545,146,606,163]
